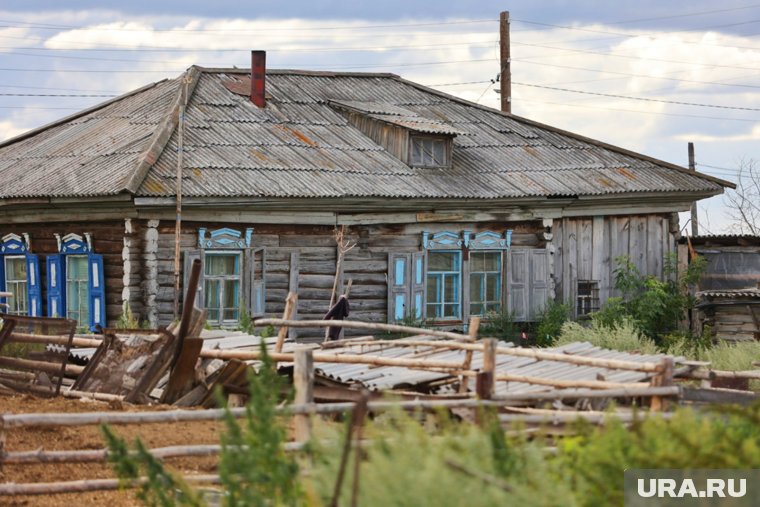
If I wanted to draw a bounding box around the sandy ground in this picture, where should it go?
[0,393,226,507]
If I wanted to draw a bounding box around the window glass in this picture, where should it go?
[470,251,502,316]
[204,252,242,326]
[426,251,461,320]
[4,257,27,316]
[410,137,448,167]
[66,255,89,326]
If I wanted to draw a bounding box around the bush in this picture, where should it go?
[591,254,705,345]
[480,309,522,343]
[534,301,570,347]
[554,319,659,355]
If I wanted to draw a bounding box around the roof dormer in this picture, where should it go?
[329,100,465,168]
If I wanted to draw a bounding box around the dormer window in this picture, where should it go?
[410,136,450,168]
[329,99,464,170]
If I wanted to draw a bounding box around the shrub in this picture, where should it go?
[591,254,706,344]
[116,301,140,329]
[534,300,571,346]
[480,309,522,343]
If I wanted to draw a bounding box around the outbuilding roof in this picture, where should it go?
[0,66,731,201]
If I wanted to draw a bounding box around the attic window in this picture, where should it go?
[410,136,450,168]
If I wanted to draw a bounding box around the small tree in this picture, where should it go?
[592,254,705,344]
[724,158,760,235]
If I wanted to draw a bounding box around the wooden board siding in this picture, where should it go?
[0,221,126,327]
[553,214,678,317]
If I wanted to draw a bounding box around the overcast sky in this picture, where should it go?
[2,1,759,233]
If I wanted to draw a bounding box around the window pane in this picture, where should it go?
[426,303,440,319]
[444,274,459,303]
[223,279,240,310]
[428,252,458,271]
[66,256,89,326]
[486,273,500,301]
[432,140,444,165]
[483,252,501,271]
[5,257,26,281]
[471,303,483,316]
[411,139,422,165]
[223,309,239,321]
[67,255,88,279]
[470,273,484,302]
[205,279,220,308]
[444,304,458,318]
[426,275,440,303]
[205,254,238,275]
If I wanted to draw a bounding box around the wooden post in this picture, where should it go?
[459,317,481,393]
[499,11,511,113]
[293,347,314,443]
[650,357,674,412]
[274,292,297,354]
[688,142,698,237]
[476,338,497,400]
[350,390,370,507]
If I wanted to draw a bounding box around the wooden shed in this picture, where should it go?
[697,288,760,342]
[0,54,732,338]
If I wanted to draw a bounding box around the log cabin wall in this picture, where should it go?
[0,220,129,327]
[148,219,545,340]
[553,214,680,318]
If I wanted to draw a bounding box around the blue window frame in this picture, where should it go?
[0,234,42,317]
[46,233,105,331]
[470,251,502,316]
[426,251,461,320]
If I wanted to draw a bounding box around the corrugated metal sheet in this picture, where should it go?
[302,337,676,394]
[698,289,760,299]
[0,67,726,200]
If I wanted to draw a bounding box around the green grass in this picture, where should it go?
[554,319,659,355]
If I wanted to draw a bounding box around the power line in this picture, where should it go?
[0,18,497,33]
[516,97,759,123]
[512,58,760,90]
[511,39,760,73]
[513,81,760,111]
[0,93,115,97]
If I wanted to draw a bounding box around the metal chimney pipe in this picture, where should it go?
[251,50,266,108]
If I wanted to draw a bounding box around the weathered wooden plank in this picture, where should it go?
[289,252,300,340]
[648,215,664,278]
[565,219,578,316]
[552,219,564,304]
[629,216,647,274]
[578,219,593,280]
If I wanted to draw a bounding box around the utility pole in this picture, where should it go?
[499,11,511,113]
[688,142,698,237]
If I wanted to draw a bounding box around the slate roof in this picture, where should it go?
[0,66,731,201]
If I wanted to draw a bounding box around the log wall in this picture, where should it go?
[0,220,127,327]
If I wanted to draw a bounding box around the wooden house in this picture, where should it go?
[685,235,760,341]
[0,52,731,338]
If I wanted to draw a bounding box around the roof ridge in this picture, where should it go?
[122,66,202,194]
[0,79,168,150]
[390,75,736,190]
[193,66,400,78]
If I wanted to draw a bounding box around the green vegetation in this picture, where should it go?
[534,301,570,347]
[480,309,522,343]
[104,352,760,507]
[592,254,705,345]
[554,318,659,355]
[104,343,301,506]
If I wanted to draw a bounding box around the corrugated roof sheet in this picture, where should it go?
[697,289,760,299]
[0,67,728,200]
[303,337,675,394]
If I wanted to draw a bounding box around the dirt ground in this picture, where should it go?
[0,393,226,507]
